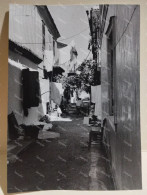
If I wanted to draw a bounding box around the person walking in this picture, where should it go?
[57,105,62,118]
[76,98,82,115]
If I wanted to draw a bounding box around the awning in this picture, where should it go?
[9,40,43,64]
[57,41,67,49]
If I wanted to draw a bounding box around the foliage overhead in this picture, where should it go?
[55,59,99,94]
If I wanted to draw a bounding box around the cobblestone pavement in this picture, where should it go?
[7,115,115,193]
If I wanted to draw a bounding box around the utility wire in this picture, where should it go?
[59,27,89,42]
[16,27,89,45]
[114,5,138,49]
[41,91,50,96]
[85,50,91,61]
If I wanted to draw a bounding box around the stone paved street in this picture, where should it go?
[8,115,115,192]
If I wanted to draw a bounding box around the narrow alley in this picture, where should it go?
[7,4,142,192]
[8,114,114,192]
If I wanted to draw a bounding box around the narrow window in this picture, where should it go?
[105,16,116,116]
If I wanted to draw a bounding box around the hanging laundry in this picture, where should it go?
[69,58,77,73]
[59,45,71,65]
[79,91,90,100]
[58,40,77,75]
[71,90,77,103]
[93,70,101,85]
[92,85,101,119]
[44,50,54,72]
[22,69,41,116]
[53,41,60,66]
[60,61,70,76]
[91,85,97,103]
[51,82,64,105]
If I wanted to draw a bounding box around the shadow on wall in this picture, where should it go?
[8,65,23,124]
[0,11,9,195]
